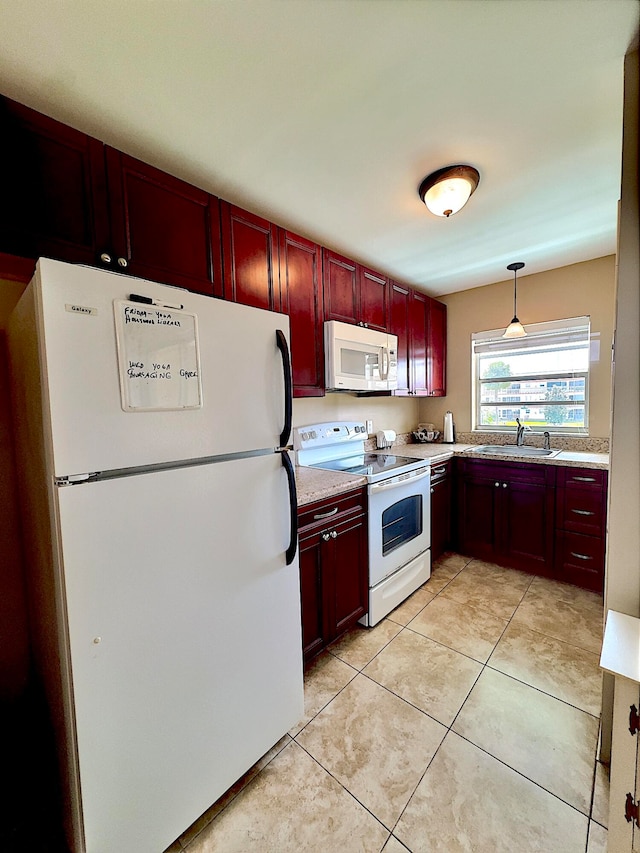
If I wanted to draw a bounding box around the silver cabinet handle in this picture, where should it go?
[430,488,434,494]
[573,476,596,483]
[314,507,338,520]
[571,509,595,516]
[330,530,338,539]
[100,252,112,264]
[502,483,508,488]
[117,257,129,268]
[432,466,447,475]
[570,552,592,561]
[321,532,331,541]
[495,482,500,487]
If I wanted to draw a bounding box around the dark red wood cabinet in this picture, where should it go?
[389,284,434,397]
[427,298,447,396]
[555,467,608,591]
[298,488,368,663]
[277,229,324,397]
[105,148,222,294]
[323,250,359,325]
[358,266,388,332]
[430,460,452,563]
[0,97,109,266]
[389,282,411,393]
[323,251,389,332]
[456,458,555,575]
[220,202,278,310]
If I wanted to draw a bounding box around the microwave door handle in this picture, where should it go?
[380,347,389,381]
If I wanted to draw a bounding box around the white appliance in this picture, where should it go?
[295,422,431,626]
[324,320,398,392]
[8,258,303,853]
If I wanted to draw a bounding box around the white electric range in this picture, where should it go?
[295,421,431,626]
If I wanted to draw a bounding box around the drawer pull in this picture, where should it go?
[571,509,595,516]
[573,476,596,483]
[314,507,338,520]
[432,466,447,475]
[570,552,592,561]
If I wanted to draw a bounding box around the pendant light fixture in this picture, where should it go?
[503,262,526,338]
[418,164,480,217]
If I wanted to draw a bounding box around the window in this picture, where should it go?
[472,317,590,434]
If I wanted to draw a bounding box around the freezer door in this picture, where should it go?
[55,453,302,853]
[26,258,291,476]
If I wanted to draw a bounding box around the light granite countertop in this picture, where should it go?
[295,443,609,507]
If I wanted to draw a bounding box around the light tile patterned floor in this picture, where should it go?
[168,554,609,853]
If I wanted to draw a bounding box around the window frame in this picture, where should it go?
[471,316,591,435]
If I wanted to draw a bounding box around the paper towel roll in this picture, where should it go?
[443,412,454,444]
[376,429,396,449]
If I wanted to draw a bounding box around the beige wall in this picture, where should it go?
[294,394,419,436]
[419,255,616,438]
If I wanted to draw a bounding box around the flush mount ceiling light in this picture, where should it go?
[418,164,480,217]
[503,262,526,338]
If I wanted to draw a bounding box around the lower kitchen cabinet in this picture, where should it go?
[298,488,368,663]
[456,458,555,576]
[430,459,452,562]
[555,466,608,592]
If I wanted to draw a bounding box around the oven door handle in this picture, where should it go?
[369,468,431,493]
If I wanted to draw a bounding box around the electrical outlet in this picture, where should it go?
[366,419,373,434]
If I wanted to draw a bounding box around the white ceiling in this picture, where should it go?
[0,1,637,295]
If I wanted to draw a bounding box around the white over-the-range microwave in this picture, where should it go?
[324,320,398,392]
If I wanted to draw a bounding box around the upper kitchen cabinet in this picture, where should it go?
[277,229,324,397]
[220,203,278,311]
[0,97,110,266]
[105,149,222,295]
[323,250,358,325]
[358,266,388,332]
[389,282,410,393]
[323,251,389,331]
[427,298,447,396]
[389,283,430,396]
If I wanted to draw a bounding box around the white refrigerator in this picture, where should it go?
[8,258,303,853]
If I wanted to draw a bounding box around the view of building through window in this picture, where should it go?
[472,317,590,433]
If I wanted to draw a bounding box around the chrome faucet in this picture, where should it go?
[515,417,526,446]
[543,431,551,451]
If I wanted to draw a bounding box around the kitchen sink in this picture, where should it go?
[471,445,563,459]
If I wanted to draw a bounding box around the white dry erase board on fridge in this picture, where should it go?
[113,300,203,412]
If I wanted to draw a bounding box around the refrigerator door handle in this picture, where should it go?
[276,330,293,448]
[281,450,298,565]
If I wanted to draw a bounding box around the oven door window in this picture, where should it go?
[382,495,423,556]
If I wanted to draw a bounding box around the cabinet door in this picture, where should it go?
[389,282,411,394]
[358,267,388,332]
[430,467,451,563]
[0,97,109,265]
[427,298,447,396]
[457,464,499,560]
[409,291,429,395]
[323,250,358,325]
[220,202,277,310]
[500,477,554,575]
[298,533,326,663]
[330,515,368,638]
[106,148,221,294]
[278,230,324,397]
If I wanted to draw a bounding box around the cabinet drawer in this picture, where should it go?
[558,467,606,489]
[430,459,451,485]
[559,486,606,536]
[556,531,605,591]
[298,488,366,533]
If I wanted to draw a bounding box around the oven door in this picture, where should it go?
[368,466,431,587]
